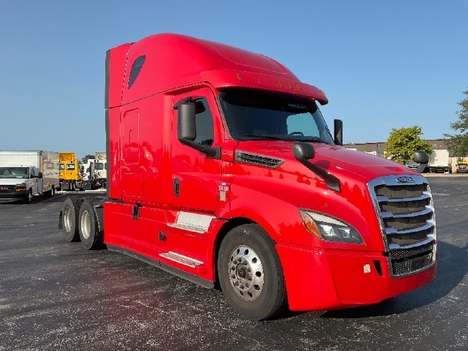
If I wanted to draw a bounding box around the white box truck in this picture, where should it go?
[427,149,451,173]
[0,150,60,203]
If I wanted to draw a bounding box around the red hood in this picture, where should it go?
[235,141,417,182]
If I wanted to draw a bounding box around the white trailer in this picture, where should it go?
[0,150,60,203]
[428,149,451,173]
[81,158,99,190]
[94,151,107,188]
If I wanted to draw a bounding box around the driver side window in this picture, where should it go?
[194,98,214,146]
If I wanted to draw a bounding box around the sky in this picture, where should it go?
[0,1,467,160]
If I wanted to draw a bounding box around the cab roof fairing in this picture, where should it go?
[200,69,329,105]
[113,33,328,106]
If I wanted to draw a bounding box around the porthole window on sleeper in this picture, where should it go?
[128,55,146,89]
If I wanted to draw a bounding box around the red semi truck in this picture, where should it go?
[59,33,436,320]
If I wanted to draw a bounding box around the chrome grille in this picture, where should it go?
[369,175,436,277]
[0,185,15,192]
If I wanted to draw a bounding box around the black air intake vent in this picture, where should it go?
[235,151,284,168]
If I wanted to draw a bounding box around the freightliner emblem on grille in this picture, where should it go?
[396,176,415,183]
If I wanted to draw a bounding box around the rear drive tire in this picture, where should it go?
[79,200,103,250]
[62,197,81,242]
[217,224,287,320]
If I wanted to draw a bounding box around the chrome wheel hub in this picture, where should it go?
[63,208,72,232]
[80,210,91,240]
[227,245,264,301]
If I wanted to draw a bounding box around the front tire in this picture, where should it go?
[217,224,287,320]
[21,189,33,204]
[78,200,103,250]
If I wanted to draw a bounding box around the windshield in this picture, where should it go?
[219,89,334,144]
[0,167,29,179]
[94,163,104,170]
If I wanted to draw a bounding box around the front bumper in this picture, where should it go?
[0,190,28,200]
[276,243,437,311]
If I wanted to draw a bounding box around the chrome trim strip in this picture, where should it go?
[376,193,430,203]
[380,206,433,219]
[388,237,435,250]
[384,222,434,235]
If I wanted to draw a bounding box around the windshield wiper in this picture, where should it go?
[292,136,329,143]
[242,134,284,140]
[241,134,330,144]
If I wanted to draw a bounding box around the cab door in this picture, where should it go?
[167,87,222,214]
[31,167,42,195]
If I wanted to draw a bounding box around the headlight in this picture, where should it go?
[15,183,27,191]
[299,210,363,244]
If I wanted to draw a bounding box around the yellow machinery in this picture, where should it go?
[59,152,82,191]
[456,159,468,173]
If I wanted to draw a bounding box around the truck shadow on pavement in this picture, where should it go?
[8,191,462,321]
[320,240,467,319]
[0,191,102,206]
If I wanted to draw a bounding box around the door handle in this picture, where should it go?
[173,178,180,197]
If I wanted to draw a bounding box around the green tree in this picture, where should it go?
[444,89,468,157]
[81,154,95,164]
[384,126,432,164]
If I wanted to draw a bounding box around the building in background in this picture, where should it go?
[344,139,464,173]
[344,139,448,156]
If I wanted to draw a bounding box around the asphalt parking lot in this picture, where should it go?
[0,177,467,351]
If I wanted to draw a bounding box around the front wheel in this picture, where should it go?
[217,224,287,320]
[21,189,33,204]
